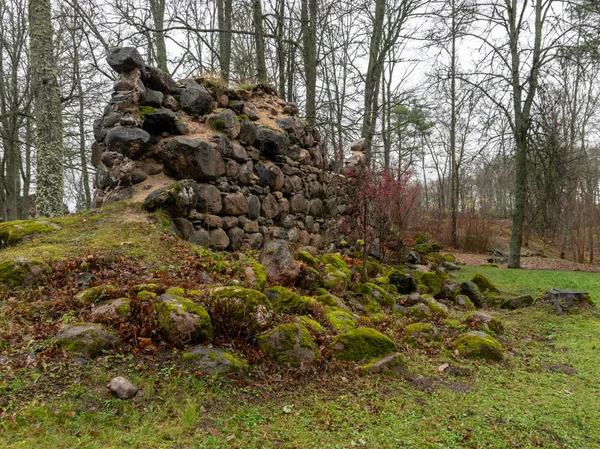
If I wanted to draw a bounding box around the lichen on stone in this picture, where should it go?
[330,327,396,362]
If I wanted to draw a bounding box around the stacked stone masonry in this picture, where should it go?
[92,47,354,252]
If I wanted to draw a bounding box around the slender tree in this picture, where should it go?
[29,0,64,217]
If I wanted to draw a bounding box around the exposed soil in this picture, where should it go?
[452,252,600,272]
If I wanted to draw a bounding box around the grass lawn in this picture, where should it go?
[2,265,600,448]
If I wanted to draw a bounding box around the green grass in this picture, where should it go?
[454,265,600,303]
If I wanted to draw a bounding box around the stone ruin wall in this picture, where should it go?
[91,47,360,252]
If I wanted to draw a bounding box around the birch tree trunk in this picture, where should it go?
[29,0,65,218]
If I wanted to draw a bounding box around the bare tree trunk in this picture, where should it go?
[73,36,91,209]
[252,0,267,82]
[216,0,232,81]
[29,0,65,217]
[301,0,317,124]
[149,0,168,73]
[276,0,286,99]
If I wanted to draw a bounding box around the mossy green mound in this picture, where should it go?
[74,284,119,304]
[454,331,503,361]
[353,283,395,307]
[326,309,356,333]
[330,328,396,362]
[0,258,51,288]
[265,286,313,314]
[417,272,443,296]
[0,219,57,248]
[321,253,351,277]
[444,253,457,263]
[471,273,499,293]
[296,251,319,268]
[405,322,435,338]
[258,323,320,366]
[244,258,267,291]
[408,303,431,319]
[55,323,119,357]
[156,294,214,345]
[296,315,324,332]
[423,298,449,317]
[182,346,249,375]
[207,287,272,337]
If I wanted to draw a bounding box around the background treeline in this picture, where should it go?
[2,0,600,265]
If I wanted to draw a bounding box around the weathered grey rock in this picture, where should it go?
[238,161,254,185]
[90,298,130,323]
[182,346,248,374]
[248,232,264,249]
[268,165,284,191]
[460,282,484,308]
[55,323,119,357]
[156,293,213,345]
[143,179,198,217]
[141,107,176,134]
[260,239,301,286]
[107,47,145,73]
[108,376,138,399]
[145,65,178,94]
[0,258,51,288]
[261,194,280,219]
[207,109,241,139]
[221,216,238,229]
[255,128,290,159]
[195,183,222,214]
[308,198,323,217]
[204,214,223,229]
[209,228,230,251]
[222,192,249,215]
[173,218,195,240]
[258,323,320,366]
[238,119,257,145]
[105,127,151,159]
[178,83,214,116]
[190,228,210,246]
[160,137,225,181]
[229,141,248,162]
[247,195,261,220]
[227,227,245,251]
[290,194,309,215]
[362,353,405,377]
[139,88,164,107]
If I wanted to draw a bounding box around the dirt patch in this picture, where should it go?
[129,172,174,204]
[543,363,578,376]
[405,376,441,393]
[445,381,473,393]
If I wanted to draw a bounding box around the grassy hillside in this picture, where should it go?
[1,207,600,448]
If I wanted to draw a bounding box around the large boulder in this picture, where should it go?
[330,328,396,362]
[145,65,178,94]
[460,281,484,308]
[471,273,499,293]
[207,287,272,338]
[221,193,249,216]
[160,138,225,181]
[182,346,249,375]
[0,258,51,288]
[55,323,119,357]
[178,83,214,116]
[255,128,290,159]
[105,127,151,160]
[260,239,301,287]
[143,180,198,217]
[258,323,320,366]
[156,293,214,345]
[106,47,145,73]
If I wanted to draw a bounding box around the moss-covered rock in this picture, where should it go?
[455,294,476,310]
[133,283,161,293]
[296,315,324,332]
[0,258,51,288]
[361,352,405,377]
[350,293,382,314]
[0,219,57,248]
[330,328,396,362]
[471,273,499,293]
[296,251,319,268]
[444,254,457,263]
[408,303,432,319]
[501,294,534,310]
[326,309,356,333]
[453,331,503,361]
[90,298,130,323]
[321,253,351,277]
[388,270,417,294]
[55,323,119,357]
[417,272,443,297]
[166,287,185,296]
[156,294,213,345]
[404,322,438,341]
[258,323,320,366]
[182,345,249,375]
[423,298,449,317]
[74,284,118,304]
[265,286,314,314]
[459,281,483,308]
[464,311,505,334]
[316,293,347,310]
[207,286,272,337]
[243,258,268,291]
[353,283,396,307]
[322,267,349,292]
